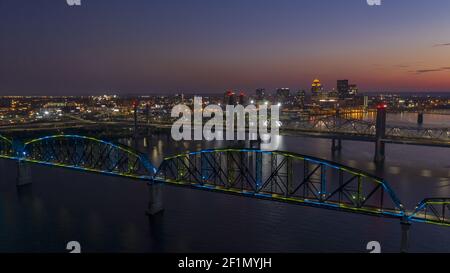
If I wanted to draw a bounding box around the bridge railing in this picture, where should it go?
[155,148,405,218]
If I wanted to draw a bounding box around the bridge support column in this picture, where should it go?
[332,109,343,153]
[374,140,385,164]
[146,181,164,216]
[417,112,424,125]
[133,100,139,150]
[374,104,387,164]
[400,220,411,253]
[16,160,32,186]
[331,138,342,152]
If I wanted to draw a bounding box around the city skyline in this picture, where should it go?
[1,0,450,95]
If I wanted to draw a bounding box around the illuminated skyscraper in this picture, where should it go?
[276,88,290,102]
[349,84,358,96]
[337,80,358,99]
[238,91,247,105]
[311,79,323,96]
[224,90,236,105]
[295,90,306,108]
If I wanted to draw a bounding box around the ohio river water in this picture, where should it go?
[0,112,449,253]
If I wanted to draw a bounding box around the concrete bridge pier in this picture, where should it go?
[133,100,140,150]
[374,105,387,164]
[146,181,164,216]
[331,138,342,152]
[332,109,343,153]
[400,220,411,253]
[16,160,32,186]
[417,111,424,125]
[374,139,385,164]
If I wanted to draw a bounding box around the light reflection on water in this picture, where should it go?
[363,112,450,128]
[0,113,449,253]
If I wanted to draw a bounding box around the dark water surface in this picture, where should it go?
[0,113,449,253]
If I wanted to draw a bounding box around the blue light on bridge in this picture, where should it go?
[1,133,447,227]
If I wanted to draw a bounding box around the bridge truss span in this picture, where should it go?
[1,132,450,227]
[283,115,450,144]
[0,135,14,158]
[155,148,405,218]
[409,198,450,226]
[22,135,156,179]
[289,116,376,135]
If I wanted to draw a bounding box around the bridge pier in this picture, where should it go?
[16,160,32,186]
[400,220,411,253]
[331,138,342,152]
[374,104,387,164]
[417,112,424,126]
[133,100,140,150]
[374,140,385,164]
[332,109,343,153]
[146,181,164,216]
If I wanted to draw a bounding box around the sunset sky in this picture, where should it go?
[1,0,450,95]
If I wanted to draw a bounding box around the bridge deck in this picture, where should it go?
[0,134,449,227]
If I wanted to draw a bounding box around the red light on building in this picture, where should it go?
[376,103,387,109]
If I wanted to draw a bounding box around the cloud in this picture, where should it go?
[395,64,410,68]
[433,43,450,47]
[414,67,450,74]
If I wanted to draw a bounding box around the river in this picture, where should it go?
[0,112,449,252]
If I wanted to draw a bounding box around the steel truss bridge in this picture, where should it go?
[1,113,449,147]
[0,134,156,179]
[282,115,450,147]
[0,134,449,229]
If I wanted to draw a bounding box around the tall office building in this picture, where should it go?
[328,88,339,99]
[224,90,236,105]
[255,88,266,101]
[311,79,323,96]
[238,91,247,105]
[295,90,306,108]
[349,84,358,96]
[337,80,350,99]
[276,88,290,102]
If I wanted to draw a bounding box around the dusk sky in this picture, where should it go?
[1,0,450,95]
